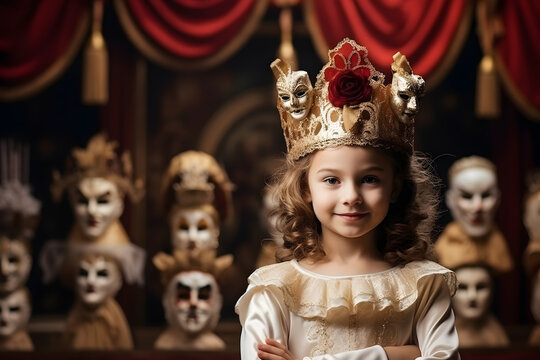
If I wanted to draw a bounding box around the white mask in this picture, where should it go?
[0,288,31,337]
[171,209,219,251]
[524,192,540,240]
[452,266,492,321]
[163,271,221,334]
[0,240,31,293]
[446,167,499,237]
[70,177,124,239]
[277,70,314,121]
[75,257,122,308]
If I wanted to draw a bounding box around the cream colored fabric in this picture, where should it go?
[236,260,459,360]
[435,222,513,274]
[64,297,133,350]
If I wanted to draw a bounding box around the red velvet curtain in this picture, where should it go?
[0,0,89,101]
[496,0,540,120]
[115,0,268,70]
[305,0,471,86]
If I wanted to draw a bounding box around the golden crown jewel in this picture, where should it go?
[271,38,425,160]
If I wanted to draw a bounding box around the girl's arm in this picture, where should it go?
[413,276,460,360]
[258,339,420,360]
[237,285,291,359]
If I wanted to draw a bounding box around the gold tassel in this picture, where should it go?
[475,55,500,119]
[277,5,298,70]
[475,0,502,118]
[82,0,108,105]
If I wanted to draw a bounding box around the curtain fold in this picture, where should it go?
[495,0,540,121]
[304,0,472,89]
[0,0,90,101]
[114,0,268,70]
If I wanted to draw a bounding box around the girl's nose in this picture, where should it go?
[343,183,362,205]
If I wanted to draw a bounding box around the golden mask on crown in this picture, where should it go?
[274,68,314,121]
[271,38,425,161]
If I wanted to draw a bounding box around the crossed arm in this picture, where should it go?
[258,339,420,360]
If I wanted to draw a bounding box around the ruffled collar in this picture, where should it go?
[246,260,455,319]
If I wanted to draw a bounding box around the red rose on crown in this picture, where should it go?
[324,40,373,107]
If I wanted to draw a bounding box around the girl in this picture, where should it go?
[235,39,459,360]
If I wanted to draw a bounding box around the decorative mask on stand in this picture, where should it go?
[446,156,500,238]
[162,151,234,252]
[452,266,493,321]
[69,177,125,240]
[0,238,31,294]
[164,270,221,334]
[153,249,233,350]
[74,253,122,308]
[0,287,31,339]
[51,134,143,242]
[169,204,220,251]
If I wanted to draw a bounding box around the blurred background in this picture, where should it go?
[1,0,539,355]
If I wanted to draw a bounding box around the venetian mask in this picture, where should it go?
[452,266,492,321]
[69,177,124,239]
[170,208,219,251]
[390,73,424,124]
[277,70,314,121]
[75,256,122,308]
[0,239,31,293]
[163,271,221,334]
[524,191,540,241]
[0,288,31,338]
[446,167,499,237]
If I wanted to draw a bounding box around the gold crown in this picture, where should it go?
[271,38,425,160]
[51,133,144,202]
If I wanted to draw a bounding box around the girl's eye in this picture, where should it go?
[323,177,339,185]
[363,175,379,184]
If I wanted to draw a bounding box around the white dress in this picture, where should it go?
[235,260,459,360]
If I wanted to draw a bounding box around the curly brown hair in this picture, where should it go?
[268,145,439,266]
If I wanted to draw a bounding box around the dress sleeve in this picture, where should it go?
[414,275,460,360]
[237,283,291,360]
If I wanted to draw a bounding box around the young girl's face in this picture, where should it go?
[306,146,396,243]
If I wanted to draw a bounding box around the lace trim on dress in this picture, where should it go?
[243,260,456,319]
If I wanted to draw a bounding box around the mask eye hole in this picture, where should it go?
[178,218,189,231]
[9,306,21,313]
[280,94,290,101]
[78,268,89,278]
[198,285,212,300]
[8,255,19,264]
[399,93,410,101]
[197,219,208,231]
[177,283,191,300]
[97,269,108,277]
